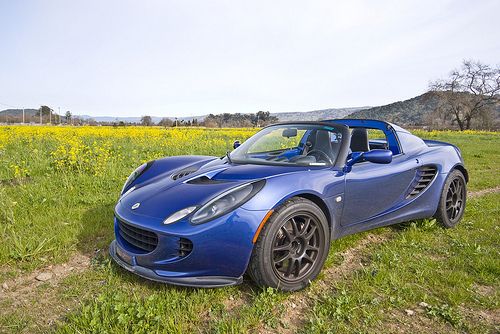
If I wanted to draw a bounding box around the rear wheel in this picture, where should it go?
[434,169,467,228]
[248,197,330,291]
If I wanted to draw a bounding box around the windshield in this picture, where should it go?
[230,124,344,166]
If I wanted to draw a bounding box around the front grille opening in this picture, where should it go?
[406,165,437,199]
[178,238,193,257]
[171,168,198,180]
[118,219,158,253]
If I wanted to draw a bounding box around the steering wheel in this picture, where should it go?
[306,150,333,164]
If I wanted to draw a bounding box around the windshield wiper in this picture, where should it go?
[226,151,232,164]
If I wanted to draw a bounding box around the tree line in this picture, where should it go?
[140,111,278,128]
[0,107,94,125]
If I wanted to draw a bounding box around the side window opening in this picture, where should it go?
[347,127,394,162]
[337,121,402,159]
[348,128,390,152]
[366,129,388,150]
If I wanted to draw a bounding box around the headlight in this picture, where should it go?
[163,206,197,225]
[191,180,265,225]
[121,162,152,194]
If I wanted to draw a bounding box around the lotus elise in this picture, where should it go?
[109,119,467,291]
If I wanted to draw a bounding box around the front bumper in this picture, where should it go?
[109,240,243,287]
[109,203,269,287]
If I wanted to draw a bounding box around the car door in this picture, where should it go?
[340,154,420,226]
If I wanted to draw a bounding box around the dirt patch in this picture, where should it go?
[461,305,500,329]
[380,309,459,334]
[472,284,496,298]
[222,286,253,313]
[0,252,92,330]
[276,233,390,333]
[0,177,31,187]
[0,253,90,304]
[469,186,500,199]
[215,233,390,333]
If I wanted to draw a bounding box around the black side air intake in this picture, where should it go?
[406,165,437,199]
[178,238,193,257]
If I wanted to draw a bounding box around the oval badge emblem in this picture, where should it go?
[131,202,140,210]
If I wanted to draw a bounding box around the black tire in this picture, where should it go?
[434,169,467,228]
[248,197,330,291]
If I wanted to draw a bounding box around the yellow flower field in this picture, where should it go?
[0,125,257,178]
[0,125,498,333]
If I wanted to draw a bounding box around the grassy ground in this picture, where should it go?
[0,126,498,333]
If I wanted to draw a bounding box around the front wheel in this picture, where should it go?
[434,169,467,228]
[248,197,330,291]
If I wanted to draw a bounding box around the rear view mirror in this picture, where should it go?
[282,128,298,138]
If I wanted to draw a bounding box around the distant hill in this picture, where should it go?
[346,92,441,125]
[76,107,370,124]
[78,115,152,123]
[76,115,206,123]
[2,93,497,127]
[0,106,371,124]
[348,91,499,127]
[271,107,369,122]
[0,108,39,120]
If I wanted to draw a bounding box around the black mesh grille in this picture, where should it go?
[406,166,437,199]
[178,238,193,257]
[118,219,158,253]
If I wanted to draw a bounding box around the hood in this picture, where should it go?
[118,159,312,221]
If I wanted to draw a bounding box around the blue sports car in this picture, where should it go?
[109,119,467,291]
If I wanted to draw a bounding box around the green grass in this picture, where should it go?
[413,130,500,192]
[0,127,499,333]
[303,193,499,333]
[0,127,255,273]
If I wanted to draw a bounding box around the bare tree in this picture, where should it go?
[65,111,72,124]
[141,115,153,126]
[429,60,500,130]
[158,117,173,127]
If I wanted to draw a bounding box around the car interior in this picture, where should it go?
[299,129,339,164]
[244,126,390,166]
[345,127,390,162]
[263,129,338,165]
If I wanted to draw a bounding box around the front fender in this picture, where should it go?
[242,169,344,211]
[242,169,345,239]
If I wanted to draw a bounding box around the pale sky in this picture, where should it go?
[1,0,499,117]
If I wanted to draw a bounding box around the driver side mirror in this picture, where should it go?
[363,149,393,164]
[233,140,241,149]
[344,149,392,172]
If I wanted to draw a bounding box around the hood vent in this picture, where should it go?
[406,165,437,199]
[186,176,228,185]
[171,168,198,181]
